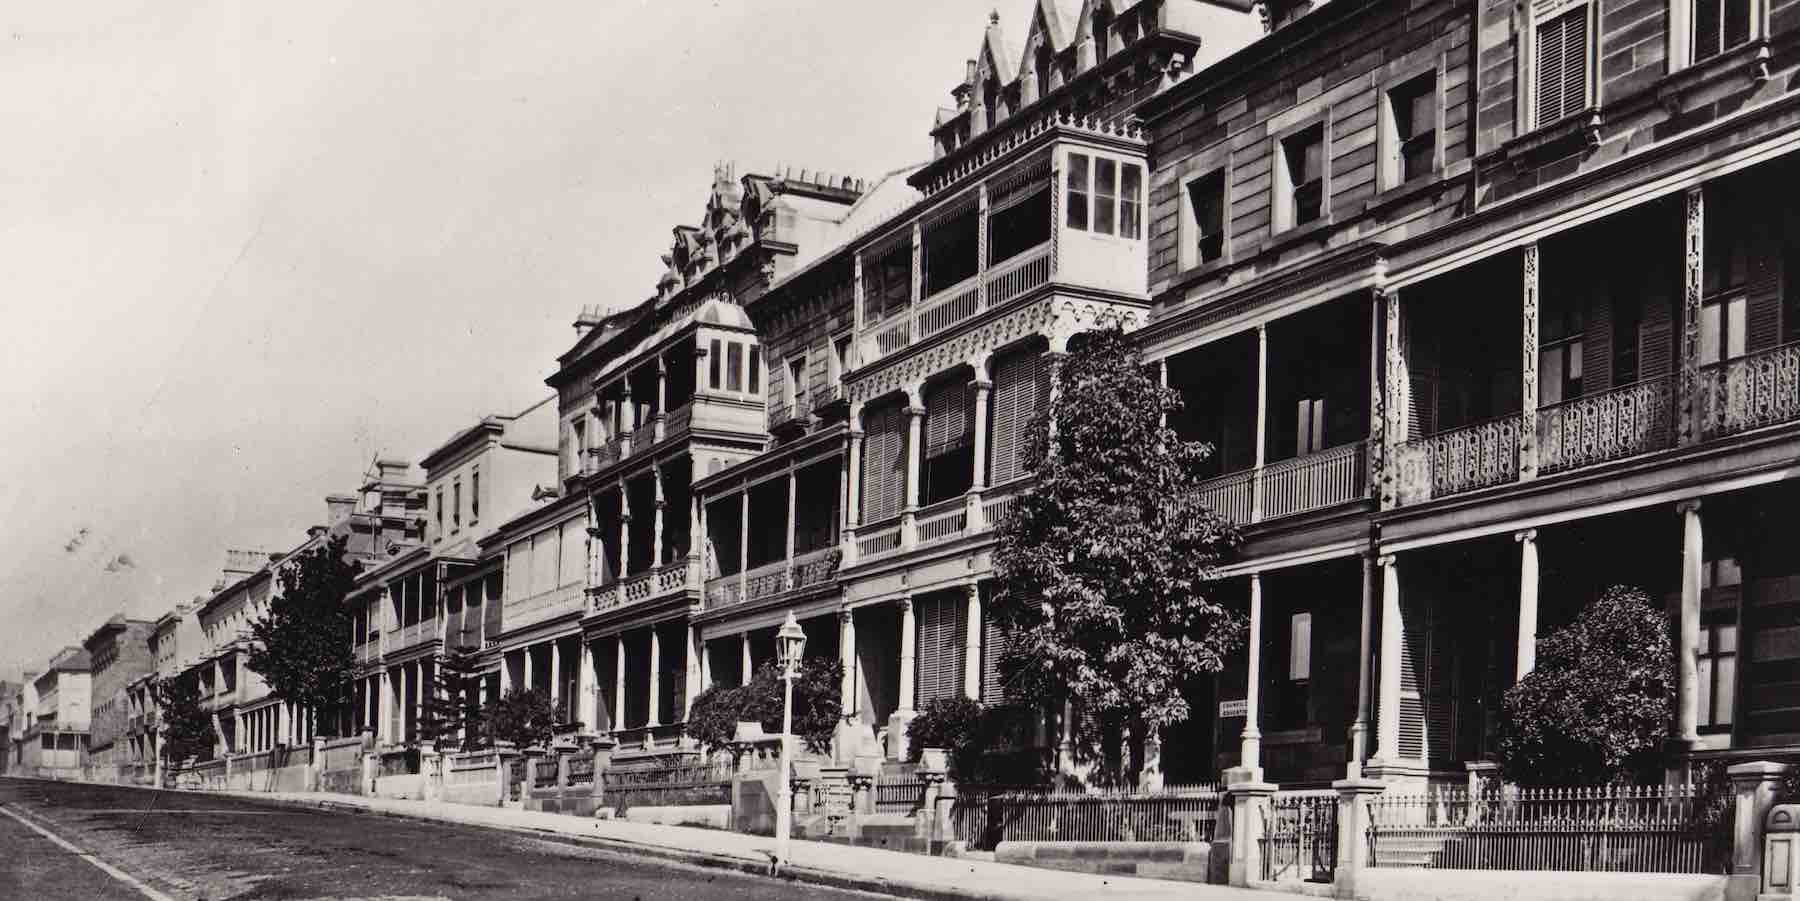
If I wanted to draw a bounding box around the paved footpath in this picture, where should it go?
[198,785,1269,901]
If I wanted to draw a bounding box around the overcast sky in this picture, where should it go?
[0,0,1038,681]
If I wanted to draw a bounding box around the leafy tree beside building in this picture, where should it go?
[154,674,217,767]
[417,646,485,751]
[485,687,557,750]
[991,325,1244,786]
[246,535,362,738]
[1495,585,1675,787]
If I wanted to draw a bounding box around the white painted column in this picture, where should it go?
[1676,500,1704,745]
[901,392,925,549]
[647,626,662,728]
[1240,573,1264,776]
[652,468,665,567]
[378,668,395,745]
[785,465,798,571]
[1252,324,1268,523]
[522,645,537,695]
[654,357,668,443]
[839,609,857,718]
[1375,555,1403,761]
[683,623,702,720]
[738,485,750,600]
[699,637,713,692]
[612,635,626,731]
[1516,529,1540,680]
[741,632,754,686]
[618,479,632,579]
[963,582,982,701]
[578,640,597,733]
[970,362,993,490]
[549,641,563,719]
[897,596,917,714]
[277,702,290,747]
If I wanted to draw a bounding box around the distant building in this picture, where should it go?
[82,616,157,783]
[22,649,91,779]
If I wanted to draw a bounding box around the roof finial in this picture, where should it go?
[989,8,1000,25]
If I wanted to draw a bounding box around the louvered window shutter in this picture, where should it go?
[1748,225,1783,351]
[925,379,972,458]
[1585,293,1613,393]
[990,350,1046,484]
[1423,602,1457,763]
[915,596,967,706]
[1534,8,1588,128]
[1404,325,1439,440]
[1397,593,1426,760]
[862,405,905,523]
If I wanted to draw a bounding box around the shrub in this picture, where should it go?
[686,657,842,756]
[1495,585,1674,787]
[485,687,557,750]
[907,698,1048,783]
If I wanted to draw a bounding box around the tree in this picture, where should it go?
[154,674,216,767]
[247,535,362,738]
[417,646,485,751]
[1495,585,1675,787]
[486,687,557,750]
[991,325,1244,785]
[686,658,843,756]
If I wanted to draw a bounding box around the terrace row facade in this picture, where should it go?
[40,0,1800,791]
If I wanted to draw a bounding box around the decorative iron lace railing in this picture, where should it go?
[1698,341,1800,440]
[1537,376,1674,474]
[1394,414,1523,503]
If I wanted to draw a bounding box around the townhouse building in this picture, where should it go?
[691,0,1264,765]
[128,603,201,778]
[81,616,156,782]
[1119,0,1800,788]
[191,462,423,757]
[0,681,16,775]
[22,649,91,779]
[475,165,864,760]
[348,399,556,748]
[7,675,38,774]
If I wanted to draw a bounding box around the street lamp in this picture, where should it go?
[773,612,807,871]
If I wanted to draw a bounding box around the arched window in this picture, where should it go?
[1092,7,1112,64]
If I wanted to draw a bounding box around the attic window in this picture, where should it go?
[1034,45,1054,95]
[1093,7,1112,64]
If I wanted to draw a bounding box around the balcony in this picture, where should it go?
[1537,375,1675,475]
[391,617,439,653]
[1394,416,1524,504]
[703,546,842,613]
[588,558,700,617]
[356,638,383,666]
[860,242,1053,369]
[1698,342,1800,441]
[1191,442,1371,526]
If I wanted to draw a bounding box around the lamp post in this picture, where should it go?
[773,612,807,871]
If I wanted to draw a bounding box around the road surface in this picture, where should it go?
[0,777,889,900]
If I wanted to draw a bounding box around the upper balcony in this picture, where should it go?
[698,437,845,616]
[853,115,1151,376]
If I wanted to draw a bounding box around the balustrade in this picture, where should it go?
[856,519,903,558]
[985,242,1052,308]
[1260,442,1368,520]
[590,560,696,616]
[918,272,984,339]
[1193,468,1255,525]
[1394,414,1523,503]
[915,497,969,545]
[1537,375,1675,474]
[1698,341,1800,440]
[742,559,790,603]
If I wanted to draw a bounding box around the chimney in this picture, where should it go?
[326,493,357,524]
[374,457,412,483]
[573,304,605,336]
[222,548,272,581]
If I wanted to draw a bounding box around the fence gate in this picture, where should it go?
[1261,793,1338,883]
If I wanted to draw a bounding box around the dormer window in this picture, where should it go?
[1034,45,1054,97]
[983,78,1001,127]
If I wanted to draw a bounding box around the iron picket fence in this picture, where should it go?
[1366,783,1732,873]
[950,784,1223,850]
[600,757,735,814]
[1261,790,1338,883]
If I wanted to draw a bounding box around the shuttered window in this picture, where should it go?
[1396,591,1456,762]
[1534,7,1589,128]
[915,594,967,706]
[861,403,907,524]
[989,349,1048,485]
[925,379,972,457]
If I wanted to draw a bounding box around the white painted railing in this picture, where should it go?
[985,242,1052,308]
[915,497,969,545]
[1193,468,1255,525]
[1537,375,1674,474]
[1698,341,1800,440]
[918,272,983,339]
[856,519,903,558]
[1261,442,1368,520]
